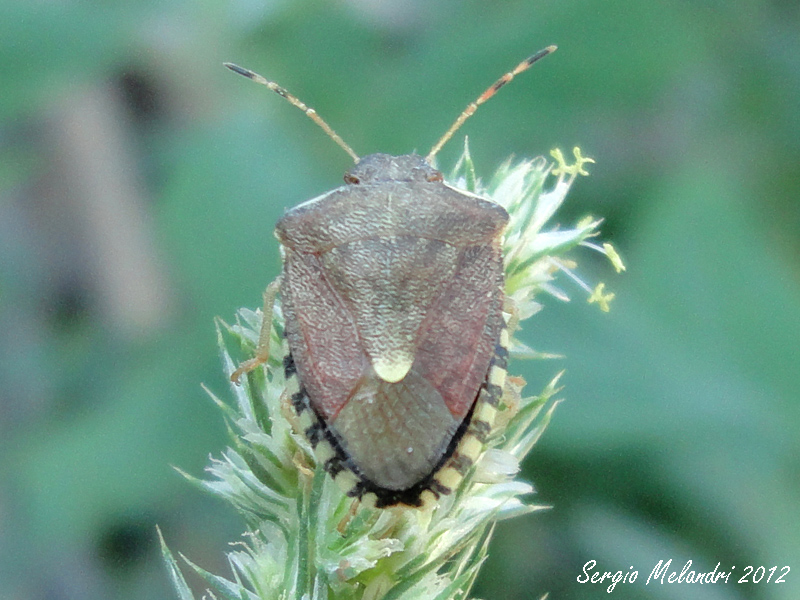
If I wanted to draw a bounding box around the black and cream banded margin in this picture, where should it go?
[281,313,511,509]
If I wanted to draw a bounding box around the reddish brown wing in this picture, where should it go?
[413,242,505,420]
[280,250,365,420]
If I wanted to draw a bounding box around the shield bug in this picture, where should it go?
[226,46,556,508]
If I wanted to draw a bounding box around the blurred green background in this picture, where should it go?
[1,0,799,599]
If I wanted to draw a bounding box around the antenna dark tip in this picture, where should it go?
[524,45,557,67]
[224,63,255,79]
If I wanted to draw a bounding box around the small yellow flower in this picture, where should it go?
[550,146,595,178]
[603,243,627,273]
[588,282,616,312]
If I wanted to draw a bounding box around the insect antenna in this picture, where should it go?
[426,45,557,163]
[224,62,360,163]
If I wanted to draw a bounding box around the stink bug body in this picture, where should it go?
[226,46,556,508]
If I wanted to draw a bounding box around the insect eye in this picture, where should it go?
[427,172,443,182]
[344,174,360,184]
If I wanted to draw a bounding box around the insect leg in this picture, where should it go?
[231,276,282,384]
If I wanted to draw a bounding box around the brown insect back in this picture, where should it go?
[226,46,555,507]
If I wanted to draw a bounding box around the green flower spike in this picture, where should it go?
[161,139,620,600]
